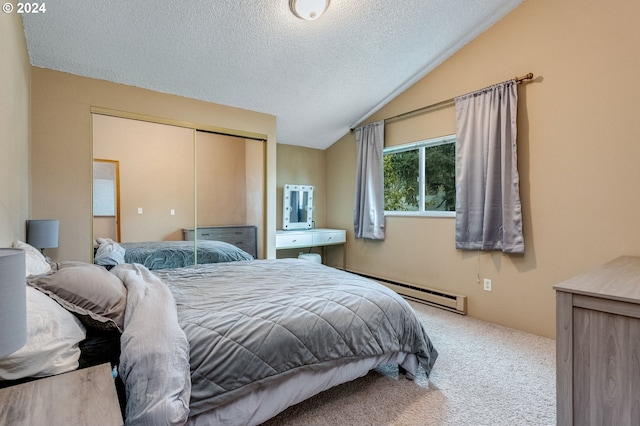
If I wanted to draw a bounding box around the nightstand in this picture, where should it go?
[0,363,123,425]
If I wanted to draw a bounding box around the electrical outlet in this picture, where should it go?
[483,278,492,291]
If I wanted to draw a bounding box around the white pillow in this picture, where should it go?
[94,238,126,267]
[12,240,52,276]
[0,287,86,380]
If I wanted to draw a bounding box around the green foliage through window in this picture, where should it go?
[384,150,419,211]
[383,135,456,214]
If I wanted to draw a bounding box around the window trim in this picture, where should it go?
[383,134,456,218]
[384,210,455,218]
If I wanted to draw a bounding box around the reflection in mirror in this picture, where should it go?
[195,131,265,259]
[92,113,266,262]
[93,159,120,242]
[283,184,313,230]
[92,114,195,242]
[289,190,309,223]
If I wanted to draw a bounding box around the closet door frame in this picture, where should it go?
[90,106,268,260]
[93,159,121,242]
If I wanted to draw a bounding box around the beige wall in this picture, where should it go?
[0,10,30,246]
[326,0,640,338]
[31,68,277,262]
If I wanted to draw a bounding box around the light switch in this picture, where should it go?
[170,209,175,216]
[137,207,143,214]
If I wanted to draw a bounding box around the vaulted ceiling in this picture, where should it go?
[21,0,522,149]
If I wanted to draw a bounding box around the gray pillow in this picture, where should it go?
[27,262,127,332]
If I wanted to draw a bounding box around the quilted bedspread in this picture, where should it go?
[121,240,253,270]
[151,259,438,417]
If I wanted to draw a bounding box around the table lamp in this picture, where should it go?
[0,248,27,358]
[27,219,59,254]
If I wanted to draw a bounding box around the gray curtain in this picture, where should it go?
[354,120,385,240]
[454,80,524,253]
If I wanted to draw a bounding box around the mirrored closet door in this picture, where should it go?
[93,114,195,242]
[92,113,265,263]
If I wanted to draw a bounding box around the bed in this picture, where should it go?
[94,239,254,270]
[6,241,438,426]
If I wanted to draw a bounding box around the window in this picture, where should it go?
[383,134,456,217]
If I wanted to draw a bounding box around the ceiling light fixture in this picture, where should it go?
[290,0,330,21]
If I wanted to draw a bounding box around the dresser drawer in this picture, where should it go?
[276,232,313,249]
[205,228,255,257]
[183,226,257,258]
[312,230,346,245]
[199,228,250,241]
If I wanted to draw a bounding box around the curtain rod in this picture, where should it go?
[351,72,534,131]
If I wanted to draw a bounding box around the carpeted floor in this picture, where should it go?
[262,301,556,426]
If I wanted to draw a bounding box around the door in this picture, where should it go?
[93,159,121,242]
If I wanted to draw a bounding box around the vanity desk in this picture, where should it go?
[276,228,346,268]
[279,184,346,268]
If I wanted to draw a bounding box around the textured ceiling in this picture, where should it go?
[21,0,522,149]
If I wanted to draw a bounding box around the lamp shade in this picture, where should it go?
[27,219,59,249]
[0,248,27,358]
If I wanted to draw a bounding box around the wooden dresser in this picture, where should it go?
[183,225,257,258]
[554,256,640,426]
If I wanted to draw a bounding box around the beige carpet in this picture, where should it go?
[262,301,556,426]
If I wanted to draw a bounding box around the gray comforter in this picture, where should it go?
[96,240,254,270]
[150,259,438,418]
[121,240,254,269]
[111,264,191,425]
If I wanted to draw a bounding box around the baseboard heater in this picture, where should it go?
[348,270,467,315]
